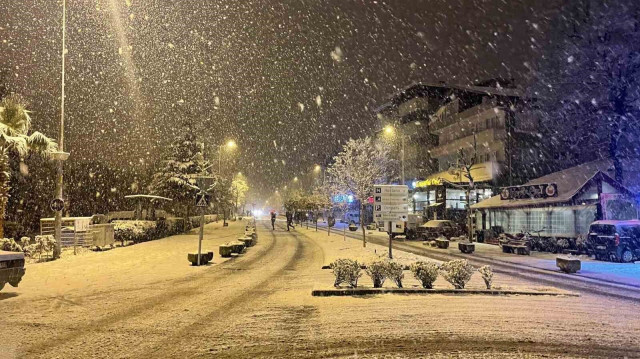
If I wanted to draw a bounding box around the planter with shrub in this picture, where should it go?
[440,259,474,289]
[410,261,439,289]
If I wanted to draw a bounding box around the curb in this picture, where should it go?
[311,288,579,297]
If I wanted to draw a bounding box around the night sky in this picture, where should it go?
[1,0,564,199]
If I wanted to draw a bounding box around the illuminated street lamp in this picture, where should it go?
[53,0,68,259]
[383,124,405,185]
[293,176,299,182]
[217,139,237,175]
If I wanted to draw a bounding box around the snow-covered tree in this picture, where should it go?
[0,95,57,238]
[530,0,640,180]
[149,120,208,224]
[326,136,393,247]
[231,172,249,216]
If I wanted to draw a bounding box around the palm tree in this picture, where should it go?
[0,95,57,237]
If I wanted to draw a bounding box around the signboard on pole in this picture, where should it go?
[50,198,65,212]
[195,193,211,207]
[373,185,409,224]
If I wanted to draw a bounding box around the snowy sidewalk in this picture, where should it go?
[3,219,251,298]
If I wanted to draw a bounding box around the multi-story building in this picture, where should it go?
[375,80,541,220]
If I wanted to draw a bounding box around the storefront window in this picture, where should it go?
[550,209,574,236]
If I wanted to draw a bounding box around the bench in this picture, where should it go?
[188,251,214,265]
[458,242,475,254]
[556,257,581,273]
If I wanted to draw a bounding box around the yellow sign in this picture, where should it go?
[416,178,442,187]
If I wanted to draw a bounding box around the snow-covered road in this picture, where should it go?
[1,220,639,358]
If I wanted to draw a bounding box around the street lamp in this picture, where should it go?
[53,0,69,259]
[383,124,405,185]
[293,176,299,182]
[217,139,237,175]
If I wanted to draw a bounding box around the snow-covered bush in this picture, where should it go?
[19,236,30,248]
[477,265,493,289]
[440,259,474,289]
[0,238,22,252]
[365,260,388,288]
[386,261,404,288]
[330,259,362,287]
[113,220,157,245]
[410,261,439,289]
[33,235,56,259]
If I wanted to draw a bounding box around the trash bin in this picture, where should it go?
[91,223,115,248]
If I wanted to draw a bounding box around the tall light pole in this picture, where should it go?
[384,125,405,185]
[53,0,70,259]
[217,139,236,175]
[314,164,325,186]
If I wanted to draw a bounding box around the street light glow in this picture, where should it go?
[226,140,237,149]
[314,165,321,173]
[384,125,394,135]
[293,176,299,182]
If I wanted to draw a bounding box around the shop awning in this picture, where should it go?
[416,161,498,188]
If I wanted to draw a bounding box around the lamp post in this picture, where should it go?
[314,164,325,186]
[217,139,236,176]
[53,0,69,259]
[384,125,405,185]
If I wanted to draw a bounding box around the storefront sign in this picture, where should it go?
[416,178,442,187]
[500,183,558,200]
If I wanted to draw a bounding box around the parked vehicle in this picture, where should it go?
[417,220,463,241]
[588,220,640,263]
[341,210,360,224]
[0,250,26,291]
[404,214,424,240]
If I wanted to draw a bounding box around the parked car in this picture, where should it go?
[0,250,26,291]
[588,220,640,262]
[417,220,463,241]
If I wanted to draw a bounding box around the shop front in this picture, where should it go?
[471,160,638,240]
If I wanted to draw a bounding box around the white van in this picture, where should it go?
[341,210,360,224]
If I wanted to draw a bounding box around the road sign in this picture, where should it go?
[374,213,408,221]
[373,185,409,223]
[50,198,64,212]
[195,193,211,207]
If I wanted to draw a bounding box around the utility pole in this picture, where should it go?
[401,135,405,185]
[53,0,68,259]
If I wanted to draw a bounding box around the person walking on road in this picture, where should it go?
[286,210,295,231]
[270,210,276,230]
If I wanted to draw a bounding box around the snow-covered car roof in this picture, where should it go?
[420,220,454,228]
[0,250,25,261]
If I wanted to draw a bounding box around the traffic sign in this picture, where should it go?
[374,213,408,221]
[195,193,211,207]
[373,185,409,223]
[50,198,64,212]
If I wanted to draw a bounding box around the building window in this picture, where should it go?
[550,209,574,236]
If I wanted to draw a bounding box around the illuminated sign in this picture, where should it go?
[416,178,442,187]
[500,183,558,200]
[333,194,354,203]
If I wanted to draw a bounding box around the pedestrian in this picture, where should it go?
[286,210,294,231]
[270,210,276,230]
